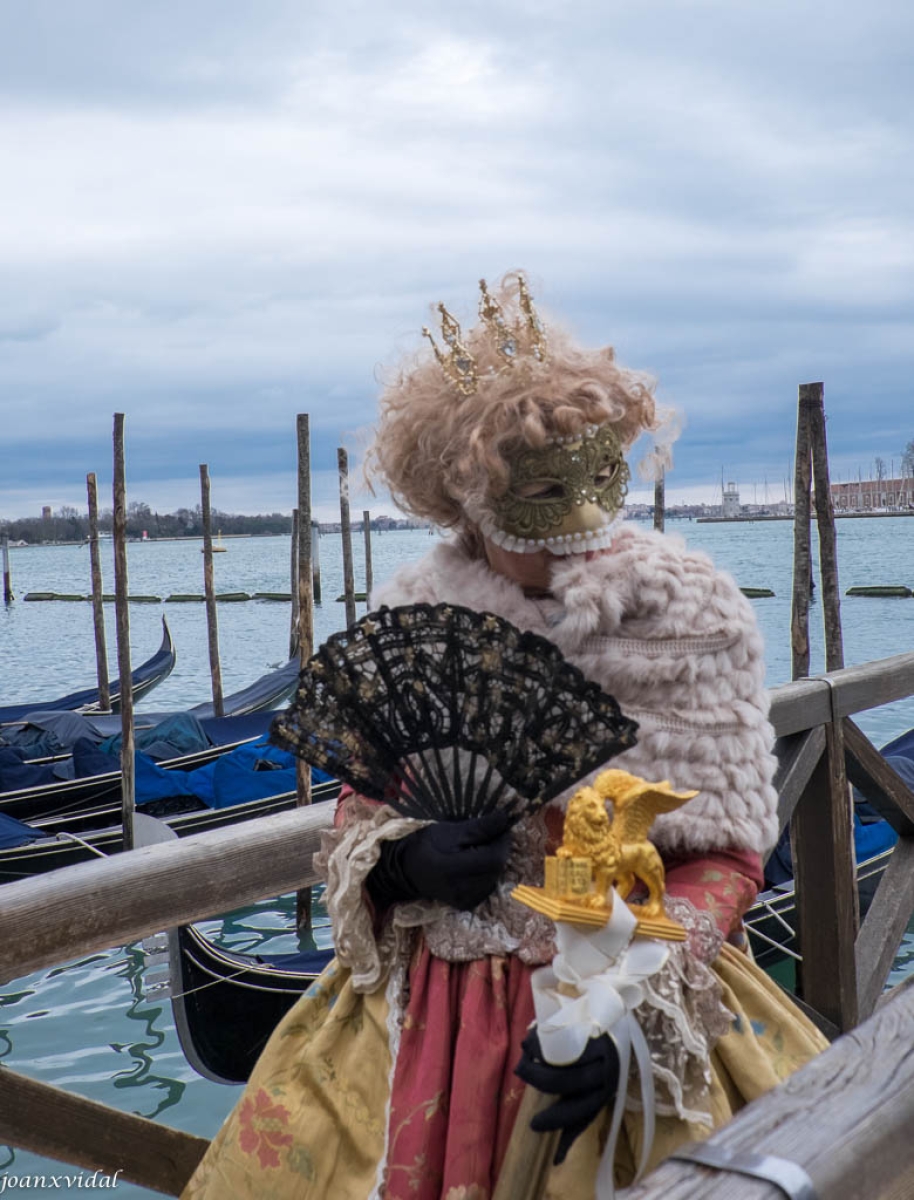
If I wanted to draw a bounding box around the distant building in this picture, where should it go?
[722,482,741,518]
[831,477,914,511]
[41,506,51,520]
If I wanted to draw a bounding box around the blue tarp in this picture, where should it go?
[135,735,332,810]
[0,811,48,850]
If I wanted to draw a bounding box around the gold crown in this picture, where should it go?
[422,275,548,397]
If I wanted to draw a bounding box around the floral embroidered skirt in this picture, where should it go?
[181,942,828,1200]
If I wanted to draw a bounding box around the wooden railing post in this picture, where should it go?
[791,715,858,1031]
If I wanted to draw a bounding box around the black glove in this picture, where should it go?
[366,810,513,912]
[515,1028,621,1165]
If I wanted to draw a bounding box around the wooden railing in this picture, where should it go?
[2,649,914,1195]
[768,649,914,1034]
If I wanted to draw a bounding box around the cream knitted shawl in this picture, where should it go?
[371,525,779,857]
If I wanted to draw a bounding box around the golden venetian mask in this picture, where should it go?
[485,423,630,553]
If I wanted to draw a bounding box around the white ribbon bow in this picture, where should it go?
[530,892,669,1198]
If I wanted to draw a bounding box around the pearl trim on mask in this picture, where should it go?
[474,510,623,556]
[544,424,600,447]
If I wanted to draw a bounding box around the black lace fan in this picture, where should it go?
[271,603,638,821]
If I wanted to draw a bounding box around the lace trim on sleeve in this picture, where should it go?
[315,797,434,993]
[628,895,733,1126]
[317,801,559,987]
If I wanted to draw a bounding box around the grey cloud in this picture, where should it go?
[1,0,913,517]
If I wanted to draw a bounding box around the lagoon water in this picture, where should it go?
[3,518,914,1196]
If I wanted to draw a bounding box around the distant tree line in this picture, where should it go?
[0,502,293,544]
[0,504,430,544]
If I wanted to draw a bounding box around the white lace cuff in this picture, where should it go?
[628,896,732,1126]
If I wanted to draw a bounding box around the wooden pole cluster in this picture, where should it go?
[199,464,225,718]
[112,415,135,852]
[1,532,12,603]
[363,509,373,606]
[296,415,315,932]
[86,472,111,711]
[653,470,665,532]
[788,383,856,1031]
[338,447,357,627]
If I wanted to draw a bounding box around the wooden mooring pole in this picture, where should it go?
[653,470,665,532]
[1,532,12,603]
[112,415,135,852]
[86,472,111,711]
[312,518,322,604]
[199,464,224,718]
[791,391,813,680]
[363,509,373,606]
[808,385,844,672]
[296,415,315,932]
[290,507,300,657]
[338,447,357,628]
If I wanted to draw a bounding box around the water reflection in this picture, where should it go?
[110,943,185,1120]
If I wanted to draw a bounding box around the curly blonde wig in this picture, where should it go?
[368,272,675,538]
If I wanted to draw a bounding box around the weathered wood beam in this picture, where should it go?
[772,726,825,830]
[856,837,914,1021]
[768,677,831,736]
[843,717,914,835]
[767,651,914,737]
[624,982,914,1199]
[0,801,335,985]
[824,651,914,722]
[791,721,859,1031]
[0,1065,207,1197]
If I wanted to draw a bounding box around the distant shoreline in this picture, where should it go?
[697,511,914,524]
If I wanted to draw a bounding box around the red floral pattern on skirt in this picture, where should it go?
[384,946,536,1200]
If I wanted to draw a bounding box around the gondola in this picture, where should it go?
[0,777,340,885]
[159,840,897,1087]
[0,712,284,826]
[0,658,301,826]
[0,616,176,725]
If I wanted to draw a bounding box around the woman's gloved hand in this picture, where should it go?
[515,1028,621,1165]
[366,810,513,912]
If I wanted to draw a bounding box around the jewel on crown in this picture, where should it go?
[422,274,549,397]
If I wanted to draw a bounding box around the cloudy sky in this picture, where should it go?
[2,0,912,520]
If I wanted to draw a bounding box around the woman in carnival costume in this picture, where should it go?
[183,273,827,1200]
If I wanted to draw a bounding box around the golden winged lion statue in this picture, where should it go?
[512,768,698,940]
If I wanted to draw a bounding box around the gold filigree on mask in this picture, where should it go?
[491,424,630,541]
